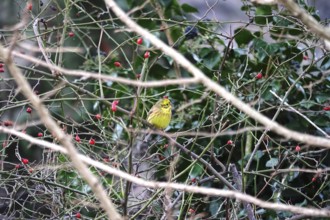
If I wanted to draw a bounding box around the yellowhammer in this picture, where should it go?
[147,96,172,129]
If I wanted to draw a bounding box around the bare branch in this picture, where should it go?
[0,44,123,220]
[278,0,330,42]
[250,0,277,4]
[253,0,330,42]
[103,0,330,149]
[11,50,198,88]
[33,19,56,75]
[270,90,329,138]
[1,126,330,217]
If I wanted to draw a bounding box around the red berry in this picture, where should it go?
[137,38,143,45]
[75,135,81,143]
[227,140,233,145]
[295,145,301,152]
[0,63,3,68]
[0,68,4,73]
[4,121,13,127]
[89,138,95,145]
[323,106,330,111]
[75,212,81,219]
[68,32,74,37]
[303,55,309,60]
[256,73,262,79]
[136,74,141,79]
[22,158,29,164]
[191,178,196,183]
[312,177,317,182]
[144,51,150,59]
[188,208,195,213]
[95,113,101,120]
[26,107,32,114]
[158,155,165,160]
[38,132,43,137]
[111,100,119,112]
[15,164,20,169]
[114,61,121,67]
[27,3,32,10]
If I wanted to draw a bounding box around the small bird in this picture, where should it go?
[147,96,172,130]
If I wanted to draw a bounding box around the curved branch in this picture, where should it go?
[0,44,123,220]
[251,0,330,42]
[278,0,330,42]
[103,0,330,149]
[12,50,198,88]
[1,126,330,217]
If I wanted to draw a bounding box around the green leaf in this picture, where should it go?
[170,26,182,42]
[241,5,252,11]
[163,0,183,17]
[253,39,288,61]
[315,94,329,103]
[299,100,316,109]
[253,38,268,61]
[181,3,198,13]
[314,116,330,126]
[190,163,204,178]
[266,158,279,168]
[159,0,172,8]
[255,5,273,25]
[234,28,254,47]
[321,57,330,70]
[210,198,221,216]
[192,53,202,63]
[254,150,265,160]
[287,166,300,182]
[199,49,221,69]
[288,27,304,36]
[262,86,276,101]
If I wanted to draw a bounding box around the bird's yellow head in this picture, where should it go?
[159,97,171,112]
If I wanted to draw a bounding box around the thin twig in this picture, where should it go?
[32,19,55,75]
[1,126,330,217]
[278,0,330,42]
[270,90,329,138]
[12,50,199,87]
[230,164,256,220]
[104,0,330,149]
[0,44,122,220]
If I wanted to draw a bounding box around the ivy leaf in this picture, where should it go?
[234,28,254,47]
[181,3,198,13]
[199,49,221,69]
[190,163,204,178]
[287,166,300,182]
[266,158,279,168]
[254,150,265,161]
[255,5,273,25]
